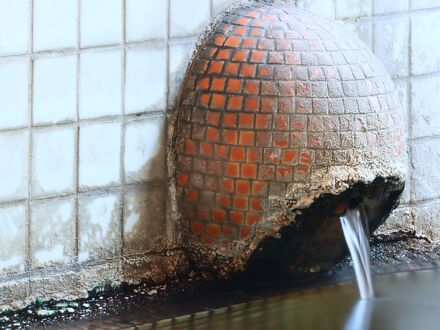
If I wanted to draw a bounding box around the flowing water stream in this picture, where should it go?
[340,207,374,299]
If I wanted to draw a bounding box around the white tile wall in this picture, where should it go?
[78,193,120,262]
[411,11,440,75]
[411,75,440,139]
[335,0,371,18]
[0,204,26,274]
[170,0,210,37]
[0,131,28,201]
[126,0,167,41]
[31,198,75,268]
[32,127,76,196]
[125,46,167,114]
[169,41,196,106]
[0,59,29,129]
[33,0,76,51]
[33,55,77,124]
[79,122,121,188]
[296,0,335,20]
[374,0,408,15]
[80,0,122,47]
[79,50,122,119]
[0,0,29,55]
[374,17,409,78]
[125,117,165,182]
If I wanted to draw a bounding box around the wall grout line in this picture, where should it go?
[119,0,127,258]
[74,0,81,264]
[25,0,34,277]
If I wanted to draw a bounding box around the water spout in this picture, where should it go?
[340,207,374,299]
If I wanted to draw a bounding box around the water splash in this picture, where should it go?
[340,207,374,299]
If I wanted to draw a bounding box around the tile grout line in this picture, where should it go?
[120,0,127,259]
[407,0,415,207]
[164,0,173,242]
[25,0,34,279]
[74,0,81,264]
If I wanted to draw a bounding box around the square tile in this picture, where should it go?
[411,75,440,139]
[33,55,76,124]
[0,204,26,275]
[123,187,165,255]
[33,0,76,51]
[0,0,30,55]
[374,0,408,14]
[296,0,335,19]
[80,0,122,47]
[79,50,122,119]
[126,0,167,41]
[374,17,408,78]
[169,41,195,107]
[125,117,165,182]
[0,59,29,129]
[0,131,28,201]
[32,127,75,197]
[125,46,166,114]
[79,122,121,188]
[170,0,210,37]
[412,139,440,202]
[335,0,371,18]
[413,200,440,241]
[78,193,120,262]
[411,12,440,75]
[30,198,75,269]
[411,0,439,10]
[342,20,373,50]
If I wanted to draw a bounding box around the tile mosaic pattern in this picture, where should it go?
[0,0,209,282]
[175,4,404,246]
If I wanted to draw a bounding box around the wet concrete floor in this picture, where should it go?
[35,265,440,330]
[3,236,440,329]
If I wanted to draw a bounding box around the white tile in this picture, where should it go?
[170,0,210,37]
[169,41,195,107]
[33,0,76,51]
[79,122,121,188]
[374,0,408,14]
[0,131,28,201]
[32,127,75,197]
[341,20,372,49]
[411,12,440,75]
[126,0,167,41]
[412,139,440,202]
[33,55,76,124]
[296,0,335,20]
[125,47,166,114]
[374,17,408,78]
[0,59,29,129]
[31,198,75,268]
[335,0,371,18]
[80,0,122,47]
[0,0,29,55]
[123,188,165,254]
[412,75,440,139]
[125,117,165,182]
[0,204,26,274]
[79,50,122,119]
[78,193,120,262]
[411,0,440,10]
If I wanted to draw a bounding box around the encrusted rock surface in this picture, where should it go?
[171,1,405,276]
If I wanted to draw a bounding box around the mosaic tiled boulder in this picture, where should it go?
[171,2,405,277]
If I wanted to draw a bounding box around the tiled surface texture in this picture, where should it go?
[174,4,404,246]
[0,0,438,311]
